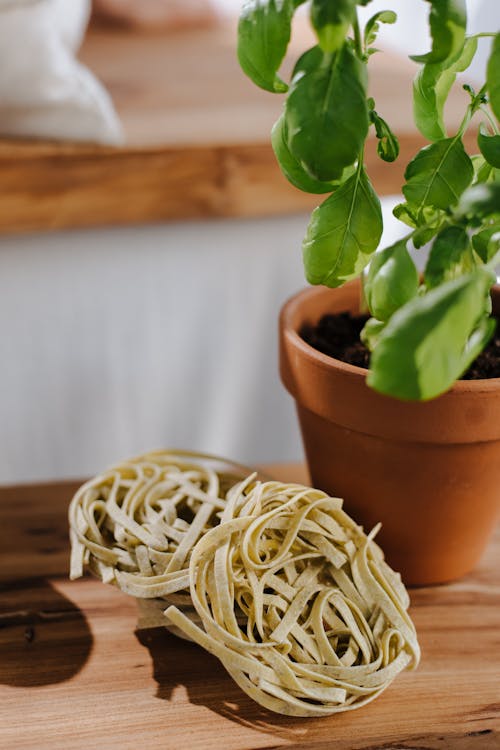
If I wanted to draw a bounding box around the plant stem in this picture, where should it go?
[360,269,369,314]
[457,102,475,139]
[480,106,500,135]
[460,83,488,136]
[352,12,363,59]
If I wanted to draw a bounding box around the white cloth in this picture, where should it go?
[0,0,122,144]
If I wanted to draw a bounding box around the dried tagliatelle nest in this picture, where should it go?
[69,450,255,612]
[69,451,420,717]
[165,479,420,717]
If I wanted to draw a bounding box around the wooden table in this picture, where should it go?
[1,467,499,750]
[0,19,475,234]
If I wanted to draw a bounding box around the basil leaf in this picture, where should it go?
[286,45,369,181]
[413,37,477,142]
[487,33,500,121]
[472,224,500,263]
[394,203,448,246]
[365,240,419,321]
[424,225,475,288]
[364,10,397,48]
[271,114,342,193]
[402,137,474,215]
[414,209,449,248]
[303,167,382,287]
[456,182,500,218]
[393,202,448,245]
[412,225,441,249]
[237,0,294,93]
[471,154,493,184]
[393,202,417,228]
[478,126,500,169]
[311,0,356,53]
[411,0,467,65]
[368,268,496,401]
[369,109,400,162]
[360,317,386,352]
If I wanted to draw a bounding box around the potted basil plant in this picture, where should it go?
[238,1,500,584]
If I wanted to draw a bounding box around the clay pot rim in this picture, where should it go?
[281,284,500,397]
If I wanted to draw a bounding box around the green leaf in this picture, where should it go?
[424,225,475,288]
[393,202,448,244]
[364,10,397,48]
[310,0,356,53]
[237,0,294,93]
[368,268,496,401]
[471,154,493,184]
[369,109,400,162]
[487,33,500,121]
[413,37,477,142]
[472,224,500,263]
[360,317,386,352]
[414,210,449,248]
[271,115,343,193]
[478,126,500,169]
[285,45,369,181]
[412,224,441,249]
[393,202,417,228]
[365,240,419,321]
[402,137,474,216]
[394,206,445,246]
[411,0,467,65]
[456,182,500,218]
[303,167,382,287]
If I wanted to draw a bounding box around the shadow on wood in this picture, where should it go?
[135,627,309,741]
[136,625,499,750]
[0,579,92,687]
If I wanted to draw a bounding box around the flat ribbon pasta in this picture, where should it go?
[165,480,420,717]
[68,449,252,608]
[69,454,420,717]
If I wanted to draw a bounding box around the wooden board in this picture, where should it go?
[0,19,474,233]
[1,467,499,750]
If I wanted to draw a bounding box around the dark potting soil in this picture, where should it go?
[301,312,500,380]
[301,312,371,369]
[463,318,500,379]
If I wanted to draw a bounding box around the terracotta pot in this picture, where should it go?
[279,280,500,585]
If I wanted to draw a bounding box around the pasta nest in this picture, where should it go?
[69,450,251,608]
[68,451,420,717]
[165,479,420,717]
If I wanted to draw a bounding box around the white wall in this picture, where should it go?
[0,202,403,484]
[0,215,306,484]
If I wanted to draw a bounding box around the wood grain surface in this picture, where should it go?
[0,466,499,750]
[0,136,446,234]
[0,19,475,233]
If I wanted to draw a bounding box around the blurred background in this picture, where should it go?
[0,0,498,484]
